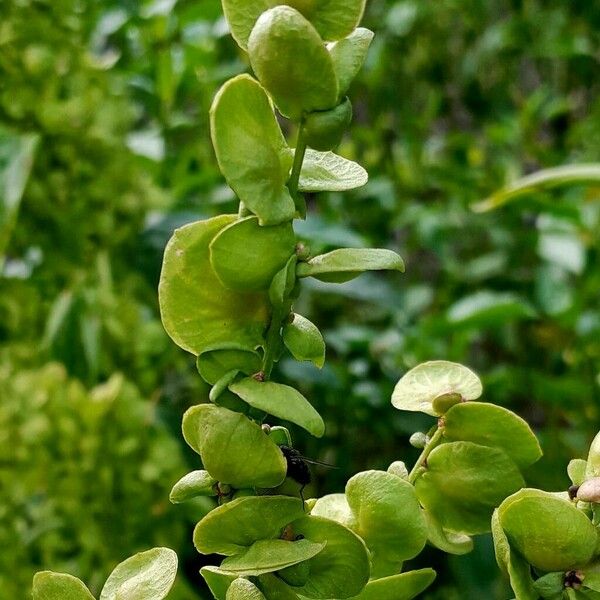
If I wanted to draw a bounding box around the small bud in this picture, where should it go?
[568,485,580,500]
[295,243,310,260]
[575,478,600,503]
[410,432,429,449]
[253,371,265,382]
[564,570,584,589]
[261,424,272,434]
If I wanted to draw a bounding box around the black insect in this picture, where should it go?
[279,445,337,502]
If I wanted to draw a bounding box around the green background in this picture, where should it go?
[1,0,599,598]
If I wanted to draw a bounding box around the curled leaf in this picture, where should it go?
[169,470,217,503]
[283,314,326,368]
[328,28,374,98]
[350,569,437,600]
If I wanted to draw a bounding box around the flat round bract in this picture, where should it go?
[444,402,542,468]
[182,404,287,489]
[210,75,294,226]
[219,539,325,576]
[289,515,370,599]
[328,28,374,98]
[210,216,296,292]
[345,470,428,565]
[223,0,366,50]
[499,489,599,572]
[392,361,482,416]
[226,578,266,600]
[32,572,95,600]
[193,496,304,555]
[100,548,178,600]
[349,568,437,600]
[159,215,269,356]
[415,441,524,535]
[248,7,338,120]
[310,493,354,528]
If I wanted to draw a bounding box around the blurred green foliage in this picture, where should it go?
[1,0,599,598]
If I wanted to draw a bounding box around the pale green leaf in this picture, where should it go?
[100,548,177,600]
[328,28,374,98]
[415,442,524,535]
[210,75,294,225]
[169,470,217,503]
[283,314,325,368]
[183,404,287,489]
[193,496,304,555]
[248,7,338,120]
[219,539,325,576]
[32,572,95,600]
[391,361,482,417]
[229,378,325,437]
[222,0,366,50]
[210,216,296,292]
[298,150,368,192]
[158,215,269,356]
[226,579,266,600]
[447,291,536,327]
[424,510,473,556]
[197,349,262,386]
[350,569,436,600]
[297,248,404,283]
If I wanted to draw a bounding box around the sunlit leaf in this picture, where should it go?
[297,248,404,283]
[99,548,177,600]
[159,216,269,355]
[169,470,217,503]
[193,496,304,555]
[226,578,266,600]
[229,377,325,437]
[392,361,482,417]
[328,28,374,98]
[283,314,326,368]
[298,150,368,192]
[444,402,542,469]
[210,216,296,292]
[32,572,95,600]
[210,75,295,225]
[415,442,524,535]
[350,569,437,600]
[248,7,338,120]
[222,0,366,50]
[182,404,287,488]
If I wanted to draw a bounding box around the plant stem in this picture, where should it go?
[262,308,284,380]
[408,427,444,484]
[288,122,307,218]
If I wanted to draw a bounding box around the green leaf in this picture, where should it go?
[210,75,294,226]
[0,129,38,262]
[219,539,325,576]
[586,432,600,479]
[447,291,536,328]
[424,510,474,556]
[257,574,300,600]
[491,510,538,600]
[443,402,542,469]
[226,579,266,600]
[297,248,404,283]
[32,572,95,600]
[169,470,217,503]
[534,573,565,599]
[182,404,287,488]
[197,349,262,386]
[472,164,600,213]
[304,99,353,152]
[269,255,298,309]
[283,314,326,368]
[200,566,237,600]
[298,150,368,192]
[568,459,588,486]
[222,0,366,50]
[349,569,437,600]
[415,441,524,535]
[311,494,354,528]
[100,548,177,600]
[210,216,296,292]
[193,496,304,555]
[391,361,482,417]
[345,471,428,571]
[210,370,242,403]
[328,28,374,98]
[229,378,325,437]
[248,7,338,120]
[289,515,370,599]
[498,489,599,572]
[159,215,269,356]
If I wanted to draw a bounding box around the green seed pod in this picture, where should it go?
[304,98,353,151]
